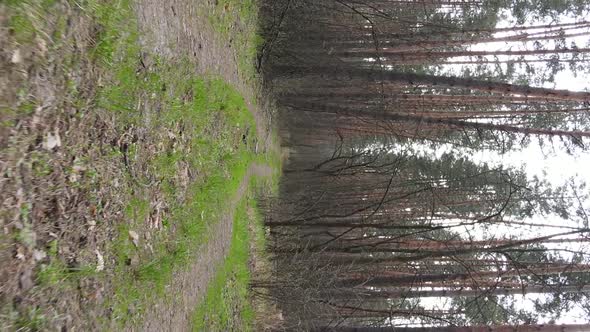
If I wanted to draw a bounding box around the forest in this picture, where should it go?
[258,0,590,330]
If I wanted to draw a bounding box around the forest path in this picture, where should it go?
[136,163,273,331]
[134,0,273,153]
[131,1,273,330]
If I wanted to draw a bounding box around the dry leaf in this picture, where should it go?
[11,49,22,64]
[44,130,62,150]
[15,246,26,261]
[31,106,43,127]
[129,230,139,247]
[33,249,47,262]
[36,37,47,56]
[95,249,104,272]
[69,172,80,183]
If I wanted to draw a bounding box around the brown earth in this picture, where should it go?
[132,2,276,329]
[0,0,275,330]
[136,163,272,332]
[135,0,274,149]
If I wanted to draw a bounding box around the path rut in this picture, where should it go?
[134,0,272,150]
[135,164,273,332]
[129,1,274,330]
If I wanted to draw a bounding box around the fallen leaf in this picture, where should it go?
[69,172,80,183]
[44,130,61,150]
[15,246,26,261]
[92,286,104,303]
[36,37,47,56]
[33,249,46,262]
[31,106,42,127]
[129,254,140,267]
[128,230,139,247]
[11,49,22,64]
[95,249,104,272]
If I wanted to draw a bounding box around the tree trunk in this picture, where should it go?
[316,324,590,332]
[300,66,590,102]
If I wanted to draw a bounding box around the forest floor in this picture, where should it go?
[1,0,280,331]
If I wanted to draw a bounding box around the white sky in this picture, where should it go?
[385,9,590,326]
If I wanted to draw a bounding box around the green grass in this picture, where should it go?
[35,238,97,287]
[70,0,267,325]
[191,188,267,331]
[14,307,46,331]
[208,0,257,36]
[208,0,263,82]
[190,170,280,332]
[3,0,279,329]
[6,0,58,43]
[8,13,36,43]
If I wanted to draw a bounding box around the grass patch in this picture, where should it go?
[9,14,36,44]
[191,170,282,331]
[13,307,46,331]
[208,0,263,82]
[108,149,259,326]
[36,239,96,287]
[75,0,265,324]
[6,0,57,43]
[191,191,259,331]
[2,0,280,329]
[208,0,257,36]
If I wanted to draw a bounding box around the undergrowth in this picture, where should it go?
[191,183,273,332]
[1,0,274,329]
[2,0,279,329]
[88,0,262,323]
[208,0,264,82]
